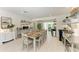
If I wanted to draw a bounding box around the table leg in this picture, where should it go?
[71,43,74,52]
[33,38,36,52]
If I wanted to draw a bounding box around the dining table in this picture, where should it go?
[25,30,46,51]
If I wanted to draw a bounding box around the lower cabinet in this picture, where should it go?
[0,31,15,44]
[0,33,5,43]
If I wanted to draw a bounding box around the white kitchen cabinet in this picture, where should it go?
[0,32,5,43]
[0,29,16,44]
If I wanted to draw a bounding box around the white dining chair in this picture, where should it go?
[44,31,47,42]
[22,33,33,50]
[36,35,43,48]
[40,31,46,44]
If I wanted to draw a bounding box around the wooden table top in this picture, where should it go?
[26,30,46,38]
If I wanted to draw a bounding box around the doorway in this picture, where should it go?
[43,22,55,36]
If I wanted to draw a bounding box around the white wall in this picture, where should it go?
[31,14,69,37]
[0,8,69,37]
[0,9,25,28]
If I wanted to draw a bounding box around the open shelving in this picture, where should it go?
[63,19,79,52]
[69,7,79,17]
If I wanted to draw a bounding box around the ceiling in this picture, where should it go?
[0,7,70,19]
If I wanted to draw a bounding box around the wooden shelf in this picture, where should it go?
[63,34,72,43]
[70,7,79,16]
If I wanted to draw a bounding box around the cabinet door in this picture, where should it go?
[12,31,15,39]
[6,31,15,41]
[0,33,6,42]
[10,32,14,39]
[5,32,12,41]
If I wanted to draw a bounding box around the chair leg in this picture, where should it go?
[38,41,40,47]
[36,41,40,51]
[23,43,25,50]
[26,44,29,51]
[23,43,29,51]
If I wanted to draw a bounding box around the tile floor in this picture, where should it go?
[0,31,65,52]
